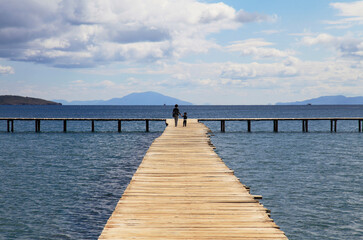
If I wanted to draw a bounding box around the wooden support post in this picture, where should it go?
[11,120,14,132]
[146,120,149,132]
[221,120,225,132]
[92,120,95,132]
[63,120,67,132]
[118,120,121,132]
[273,120,278,132]
[7,120,10,132]
[330,120,333,132]
[306,120,309,132]
[302,120,306,132]
[359,120,362,132]
[274,120,276,132]
[334,120,337,132]
[247,120,251,132]
[35,120,40,132]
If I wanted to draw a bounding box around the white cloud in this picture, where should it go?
[301,33,363,59]
[331,1,363,17]
[0,0,271,68]
[235,10,276,23]
[301,33,336,45]
[226,39,295,59]
[327,1,363,27]
[0,64,14,74]
[150,56,362,95]
[220,61,298,80]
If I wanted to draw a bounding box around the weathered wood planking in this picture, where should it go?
[99,119,288,239]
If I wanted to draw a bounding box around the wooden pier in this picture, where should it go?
[99,119,288,240]
[199,118,363,133]
[0,118,166,132]
[1,117,362,133]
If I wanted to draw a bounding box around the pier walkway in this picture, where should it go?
[99,119,288,239]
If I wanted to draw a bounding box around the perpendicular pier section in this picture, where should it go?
[0,118,166,133]
[99,119,288,239]
[2,118,363,133]
[198,118,363,133]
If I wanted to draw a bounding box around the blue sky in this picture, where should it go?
[0,0,362,104]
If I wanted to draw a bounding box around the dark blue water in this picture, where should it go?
[0,105,362,239]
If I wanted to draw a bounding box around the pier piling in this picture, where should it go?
[35,120,40,132]
[63,120,67,132]
[331,120,337,132]
[146,120,149,132]
[221,120,225,132]
[302,120,309,132]
[273,120,278,132]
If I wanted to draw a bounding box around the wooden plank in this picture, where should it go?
[99,119,288,239]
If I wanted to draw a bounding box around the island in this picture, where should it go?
[0,95,62,105]
[55,91,192,105]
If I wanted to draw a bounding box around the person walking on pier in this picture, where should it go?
[183,112,187,127]
[172,104,181,127]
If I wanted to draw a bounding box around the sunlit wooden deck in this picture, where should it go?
[99,119,288,239]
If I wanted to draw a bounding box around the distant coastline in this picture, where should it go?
[276,95,363,105]
[54,91,192,105]
[0,95,61,105]
[2,94,363,106]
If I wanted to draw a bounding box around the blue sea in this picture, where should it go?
[0,105,362,239]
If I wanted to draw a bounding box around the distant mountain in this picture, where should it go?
[56,91,192,105]
[276,95,363,105]
[0,95,61,105]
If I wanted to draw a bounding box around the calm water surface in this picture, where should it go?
[0,105,362,239]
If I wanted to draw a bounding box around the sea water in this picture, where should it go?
[0,105,362,239]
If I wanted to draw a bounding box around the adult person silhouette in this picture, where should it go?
[172,104,181,127]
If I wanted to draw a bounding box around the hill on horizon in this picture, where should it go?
[0,95,61,105]
[55,91,192,105]
[276,95,363,105]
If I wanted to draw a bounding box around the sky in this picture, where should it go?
[0,0,362,105]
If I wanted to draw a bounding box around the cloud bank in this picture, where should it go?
[327,1,363,27]
[302,33,363,59]
[0,0,269,68]
[226,39,295,59]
